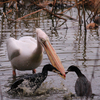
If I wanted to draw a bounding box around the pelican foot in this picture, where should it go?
[32,69,36,74]
[13,70,16,78]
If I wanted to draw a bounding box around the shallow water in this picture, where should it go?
[0,2,100,100]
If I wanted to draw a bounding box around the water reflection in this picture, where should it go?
[82,31,87,67]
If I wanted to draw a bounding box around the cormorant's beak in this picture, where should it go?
[42,39,66,79]
[52,69,65,79]
[65,71,68,74]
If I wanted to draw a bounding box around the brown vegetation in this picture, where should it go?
[0,0,100,31]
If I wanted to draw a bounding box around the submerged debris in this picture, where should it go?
[86,23,98,29]
[63,92,74,100]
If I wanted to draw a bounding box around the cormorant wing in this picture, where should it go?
[9,73,45,93]
[24,73,45,92]
[10,78,24,90]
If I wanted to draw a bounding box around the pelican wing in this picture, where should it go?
[7,38,20,61]
[10,50,20,60]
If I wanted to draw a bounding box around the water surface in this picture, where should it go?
[0,3,100,100]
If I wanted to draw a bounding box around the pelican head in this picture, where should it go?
[36,28,66,79]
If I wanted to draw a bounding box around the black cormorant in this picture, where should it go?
[9,64,60,93]
[66,65,92,99]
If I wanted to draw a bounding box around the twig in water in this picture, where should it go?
[33,1,67,21]
[16,9,43,21]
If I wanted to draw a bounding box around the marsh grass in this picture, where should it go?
[0,0,100,31]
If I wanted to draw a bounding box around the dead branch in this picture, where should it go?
[6,9,12,15]
[58,13,78,21]
[0,0,16,4]
[32,2,67,21]
[16,9,43,21]
[59,1,83,14]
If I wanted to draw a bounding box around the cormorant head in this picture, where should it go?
[66,65,79,72]
[42,64,62,76]
[43,64,59,72]
[65,65,83,77]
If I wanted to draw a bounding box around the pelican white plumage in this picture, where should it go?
[7,28,65,79]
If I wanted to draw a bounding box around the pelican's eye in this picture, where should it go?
[40,38,46,44]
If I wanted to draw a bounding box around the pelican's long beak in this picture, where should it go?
[42,39,66,79]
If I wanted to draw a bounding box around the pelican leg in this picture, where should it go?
[13,69,16,78]
[32,69,36,73]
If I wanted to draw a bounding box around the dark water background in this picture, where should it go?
[0,2,100,100]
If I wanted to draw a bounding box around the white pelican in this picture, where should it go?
[6,28,65,79]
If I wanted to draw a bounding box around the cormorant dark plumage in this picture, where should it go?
[66,65,92,99]
[9,64,60,93]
